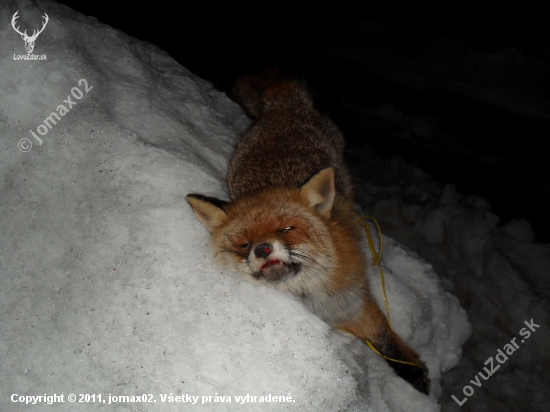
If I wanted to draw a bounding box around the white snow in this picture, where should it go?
[348,151,550,411]
[0,2,513,412]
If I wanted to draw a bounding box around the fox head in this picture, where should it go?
[186,168,338,291]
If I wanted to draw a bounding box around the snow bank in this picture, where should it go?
[349,149,550,411]
[1,1,469,410]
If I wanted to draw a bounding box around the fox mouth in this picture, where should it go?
[253,261,301,282]
[261,259,282,270]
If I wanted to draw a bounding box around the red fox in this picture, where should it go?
[186,71,429,394]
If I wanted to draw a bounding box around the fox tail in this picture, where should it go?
[232,69,312,118]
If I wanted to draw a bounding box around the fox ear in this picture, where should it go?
[186,194,229,233]
[300,167,335,219]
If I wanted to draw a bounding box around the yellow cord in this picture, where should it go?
[362,216,392,329]
[352,215,423,369]
[364,340,423,367]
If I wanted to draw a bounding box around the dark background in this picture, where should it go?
[53,1,550,242]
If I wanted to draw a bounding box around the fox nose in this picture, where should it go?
[254,243,273,258]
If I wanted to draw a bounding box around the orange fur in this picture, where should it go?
[186,71,429,394]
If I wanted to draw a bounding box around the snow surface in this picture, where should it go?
[348,149,550,411]
[0,2,474,411]
[2,2,548,412]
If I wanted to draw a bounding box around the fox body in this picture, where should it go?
[186,72,429,394]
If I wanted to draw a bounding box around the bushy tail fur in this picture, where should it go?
[232,69,312,118]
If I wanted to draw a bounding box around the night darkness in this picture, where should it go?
[53,1,550,241]
[2,2,550,410]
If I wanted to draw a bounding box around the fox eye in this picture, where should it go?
[239,243,251,249]
[280,226,295,233]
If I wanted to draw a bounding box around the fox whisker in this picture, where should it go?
[289,248,332,269]
[216,248,248,259]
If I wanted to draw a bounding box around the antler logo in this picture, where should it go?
[11,10,49,54]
